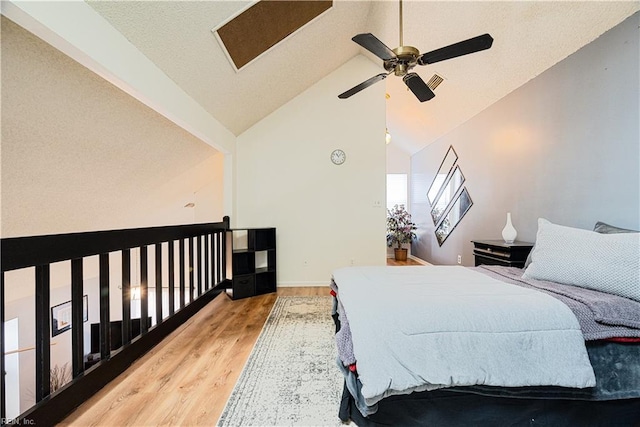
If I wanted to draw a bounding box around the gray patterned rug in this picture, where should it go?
[217,296,345,426]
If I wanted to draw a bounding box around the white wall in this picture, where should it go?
[236,55,387,285]
[411,13,640,266]
[386,143,411,175]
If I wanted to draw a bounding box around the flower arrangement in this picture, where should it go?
[386,204,417,249]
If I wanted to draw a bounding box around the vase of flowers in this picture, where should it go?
[386,204,417,261]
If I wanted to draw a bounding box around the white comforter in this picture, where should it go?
[332,266,596,406]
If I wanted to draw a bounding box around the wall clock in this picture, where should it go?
[330,149,346,165]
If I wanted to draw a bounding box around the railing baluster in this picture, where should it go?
[211,233,217,285]
[122,249,131,346]
[168,241,175,316]
[220,232,225,281]
[214,233,219,284]
[35,265,51,401]
[155,244,163,323]
[205,234,210,291]
[188,237,194,302]
[216,233,224,285]
[71,259,84,377]
[99,254,110,360]
[221,231,227,281]
[216,231,222,284]
[0,272,5,420]
[197,235,203,296]
[179,239,185,309]
[211,234,215,287]
[140,246,149,333]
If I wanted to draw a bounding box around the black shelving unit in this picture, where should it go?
[226,228,276,299]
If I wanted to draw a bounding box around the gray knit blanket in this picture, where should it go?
[477,265,640,340]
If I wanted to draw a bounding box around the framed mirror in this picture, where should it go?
[430,165,465,225]
[435,188,473,246]
[426,146,458,206]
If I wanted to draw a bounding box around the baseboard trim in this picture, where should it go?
[386,254,431,265]
[409,255,432,265]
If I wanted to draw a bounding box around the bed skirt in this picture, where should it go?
[338,382,640,427]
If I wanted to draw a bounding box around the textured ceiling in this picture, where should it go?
[87,0,639,155]
[88,0,371,138]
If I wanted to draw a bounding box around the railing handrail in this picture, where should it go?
[1,217,230,272]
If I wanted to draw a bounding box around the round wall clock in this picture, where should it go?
[330,149,346,165]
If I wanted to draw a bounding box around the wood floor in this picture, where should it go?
[386,256,425,267]
[59,258,425,426]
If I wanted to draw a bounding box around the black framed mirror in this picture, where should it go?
[435,188,473,246]
[431,165,465,225]
[427,146,458,206]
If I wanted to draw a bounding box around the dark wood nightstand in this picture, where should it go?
[472,240,534,268]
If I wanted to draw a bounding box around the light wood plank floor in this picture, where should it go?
[58,287,327,426]
[386,257,425,267]
[59,259,426,426]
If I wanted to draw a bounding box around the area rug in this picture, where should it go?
[217,296,345,426]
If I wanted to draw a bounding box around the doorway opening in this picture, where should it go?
[386,173,409,258]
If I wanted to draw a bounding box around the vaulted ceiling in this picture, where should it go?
[15,1,640,155]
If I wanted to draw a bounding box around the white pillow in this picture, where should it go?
[523,218,640,302]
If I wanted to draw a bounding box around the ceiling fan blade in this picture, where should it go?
[338,73,390,99]
[403,73,435,102]
[352,33,397,61]
[418,34,494,65]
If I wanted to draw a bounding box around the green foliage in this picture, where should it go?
[386,204,417,249]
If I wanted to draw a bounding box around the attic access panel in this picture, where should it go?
[214,0,332,71]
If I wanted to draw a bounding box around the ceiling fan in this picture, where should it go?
[338,0,494,102]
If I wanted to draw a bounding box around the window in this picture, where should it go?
[386,174,408,211]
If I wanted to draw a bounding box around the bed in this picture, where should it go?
[331,219,640,426]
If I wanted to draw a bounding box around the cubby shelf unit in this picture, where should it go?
[226,228,276,299]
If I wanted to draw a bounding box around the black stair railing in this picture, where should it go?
[0,217,230,425]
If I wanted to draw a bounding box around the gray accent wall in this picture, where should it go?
[411,12,639,266]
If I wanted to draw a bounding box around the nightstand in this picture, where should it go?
[471,240,534,268]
